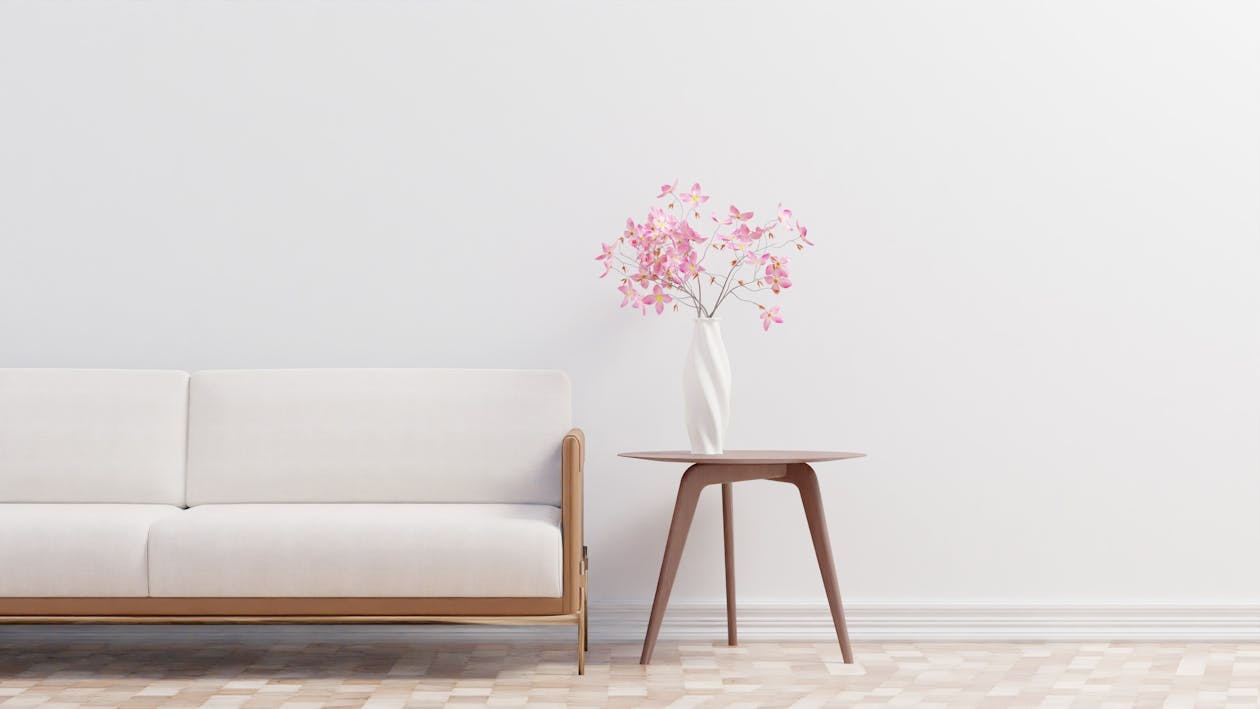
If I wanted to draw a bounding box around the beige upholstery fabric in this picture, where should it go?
[0,504,182,596]
[186,369,571,506]
[0,369,188,504]
[147,503,563,598]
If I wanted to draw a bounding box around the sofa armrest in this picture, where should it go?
[561,427,585,613]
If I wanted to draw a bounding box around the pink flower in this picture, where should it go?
[657,179,678,198]
[763,256,791,292]
[766,268,792,293]
[679,183,709,207]
[717,204,754,225]
[642,285,674,315]
[595,241,616,277]
[778,203,794,223]
[678,220,705,243]
[720,224,759,250]
[761,306,783,331]
[796,221,814,246]
[618,283,638,308]
[647,206,675,233]
[679,252,704,279]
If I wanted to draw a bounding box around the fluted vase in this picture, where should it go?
[682,317,731,454]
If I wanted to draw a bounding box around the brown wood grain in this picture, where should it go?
[635,460,859,666]
[562,427,585,615]
[722,482,737,647]
[619,450,865,464]
[0,614,580,624]
[0,597,567,617]
[775,463,855,663]
[563,426,588,674]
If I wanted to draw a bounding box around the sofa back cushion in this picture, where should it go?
[186,369,570,506]
[0,369,189,505]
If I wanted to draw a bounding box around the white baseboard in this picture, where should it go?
[2,603,1254,644]
[587,602,1260,642]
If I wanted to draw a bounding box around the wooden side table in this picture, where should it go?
[620,450,866,665]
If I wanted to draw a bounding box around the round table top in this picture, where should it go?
[619,450,865,464]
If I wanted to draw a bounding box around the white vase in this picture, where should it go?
[682,317,732,454]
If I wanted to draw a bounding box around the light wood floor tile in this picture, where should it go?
[1,632,1257,707]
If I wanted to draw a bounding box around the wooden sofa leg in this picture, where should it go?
[578,544,589,671]
[582,563,590,653]
[577,591,587,675]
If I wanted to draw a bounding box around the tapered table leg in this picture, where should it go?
[722,482,737,646]
[640,466,705,664]
[623,451,864,665]
[785,463,854,663]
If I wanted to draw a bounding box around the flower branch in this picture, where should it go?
[595,181,814,331]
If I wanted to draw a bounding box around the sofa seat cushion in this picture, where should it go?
[0,504,182,596]
[147,504,564,598]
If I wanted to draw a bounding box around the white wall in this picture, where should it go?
[2,1,1257,609]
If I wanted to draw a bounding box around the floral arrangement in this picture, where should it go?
[597,181,813,331]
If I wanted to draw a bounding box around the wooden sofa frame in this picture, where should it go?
[0,428,590,674]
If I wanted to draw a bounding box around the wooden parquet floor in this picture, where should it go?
[0,632,1256,708]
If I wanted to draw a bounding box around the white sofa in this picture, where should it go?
[0,368,588,672]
